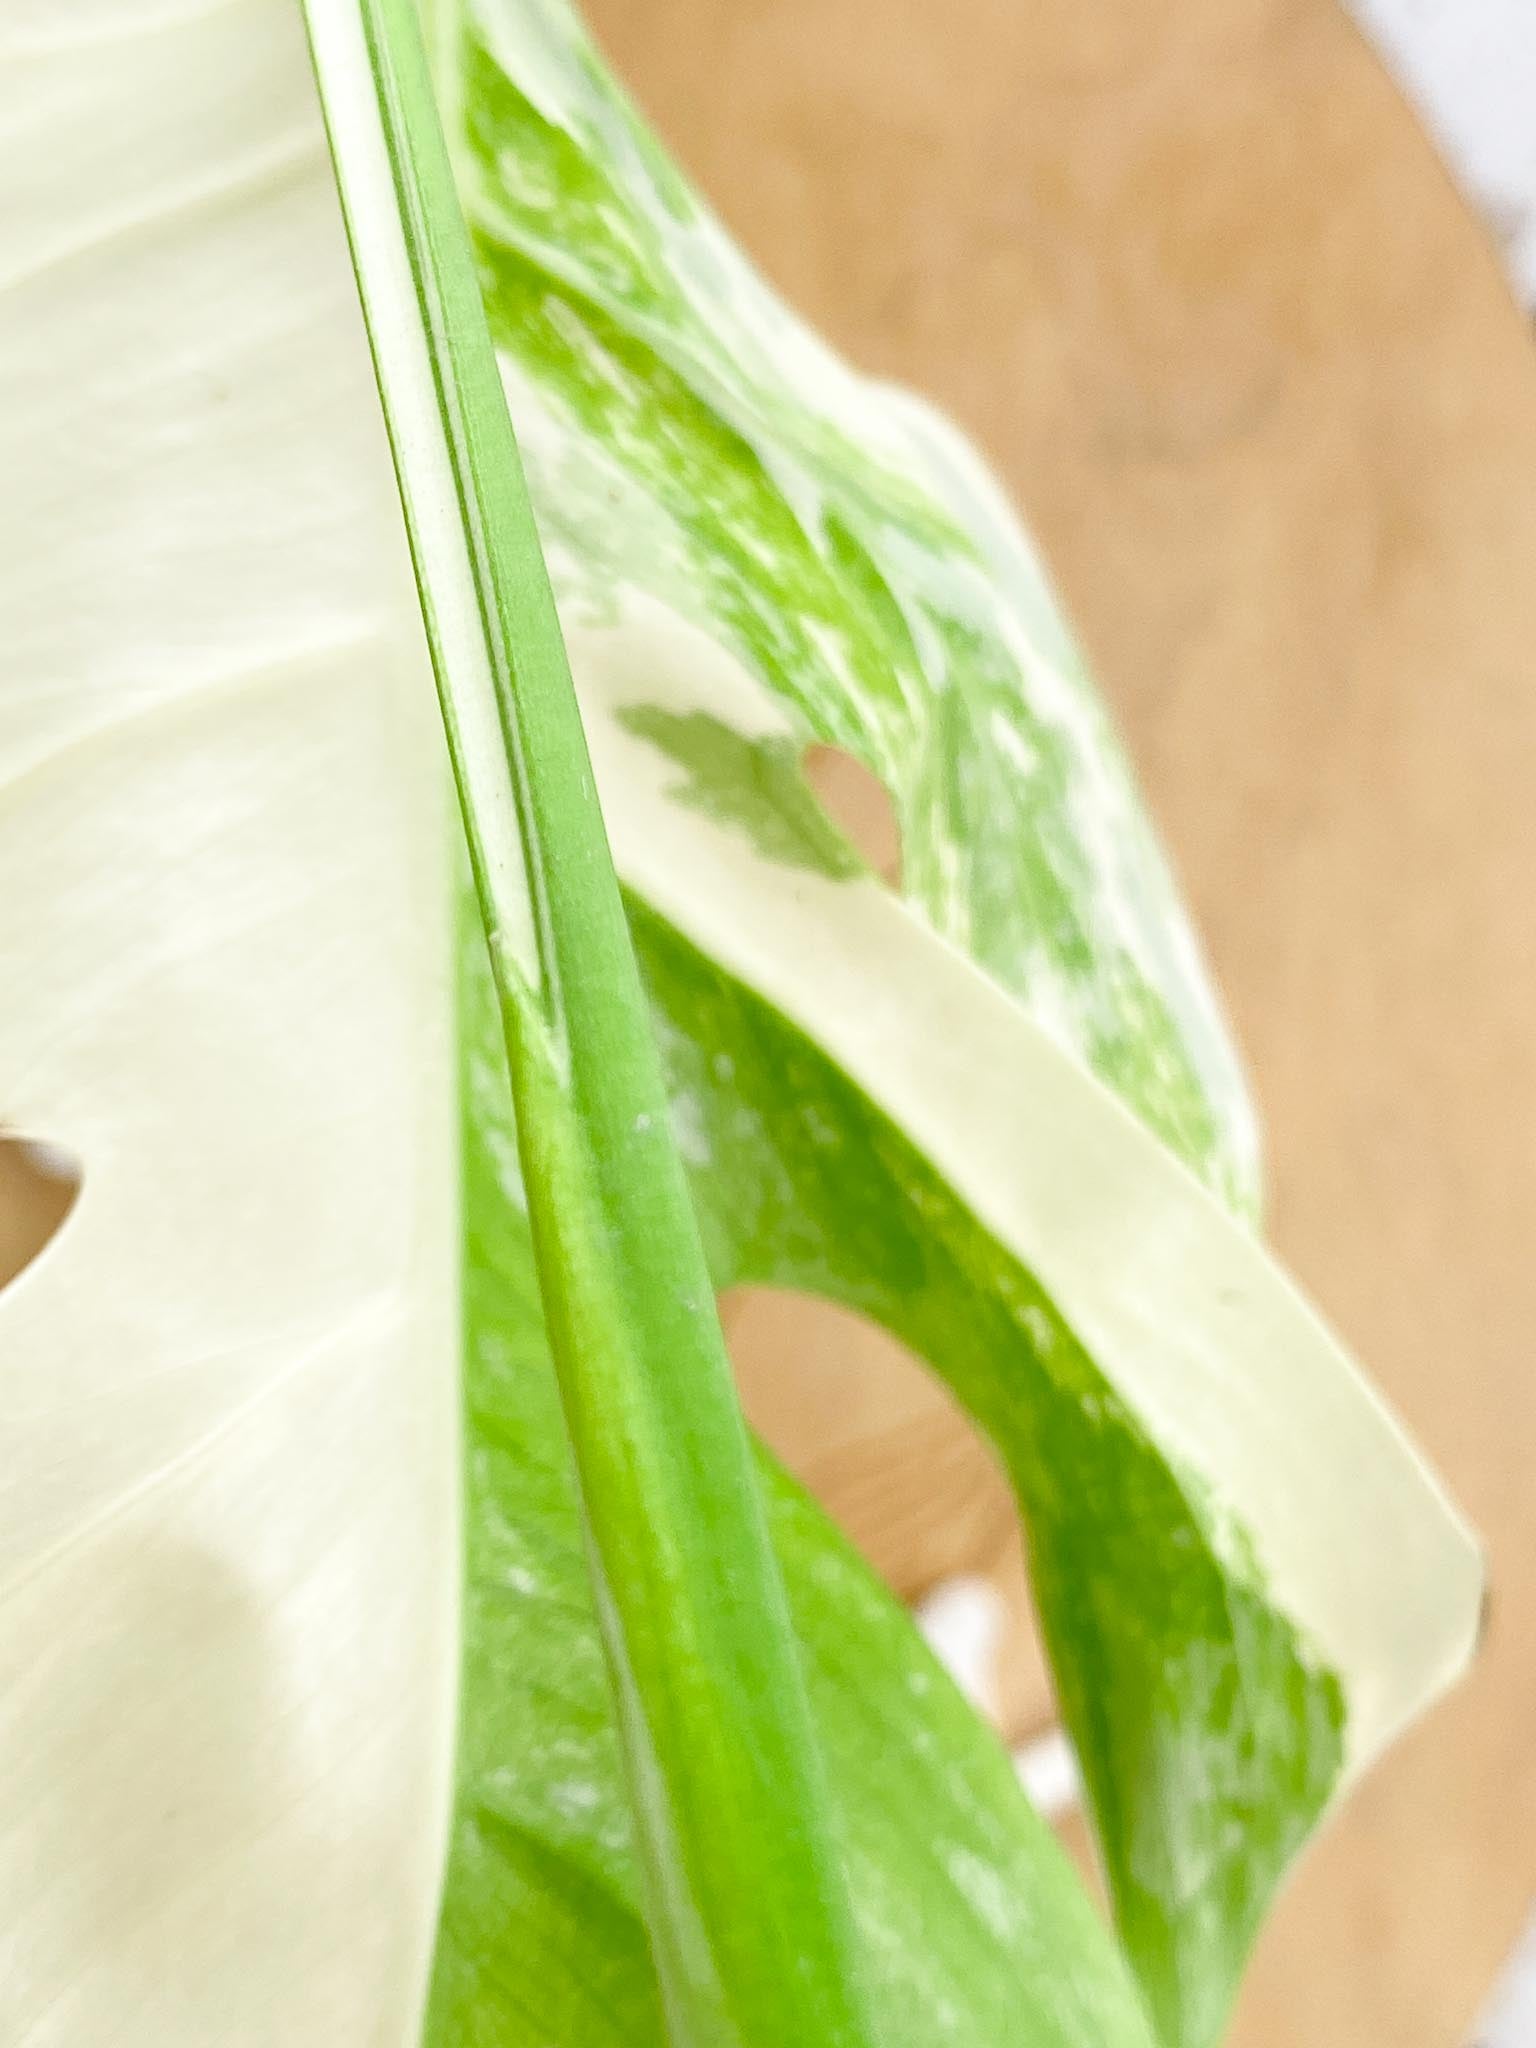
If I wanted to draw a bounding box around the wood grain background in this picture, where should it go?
[582,0,1536,2040]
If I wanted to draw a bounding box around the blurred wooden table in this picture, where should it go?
[585,0,1536,2041]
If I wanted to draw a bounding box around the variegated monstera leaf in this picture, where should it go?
[0,4,1478,2048]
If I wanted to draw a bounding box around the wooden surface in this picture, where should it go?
[0,1145,74,1298]
[583,1,1536,2042]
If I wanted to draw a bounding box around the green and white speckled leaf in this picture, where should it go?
[425,3,1481,2042]
[448,0,1259,1218]
[0,3,1478,2048]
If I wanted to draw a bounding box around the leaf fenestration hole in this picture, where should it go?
[0,1137,81,1297]
[801,745,903,887]
[720,1283,1053,1747]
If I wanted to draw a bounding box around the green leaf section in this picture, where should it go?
[304,7,1471,2047]
[418,6,1339,2042]
[617,708,865,882]
[448,0,1259,1216]
[427,897,1162,2048]
[300,4,876,2044]
[417,9,1470,2048]
[626,898,1343,2048]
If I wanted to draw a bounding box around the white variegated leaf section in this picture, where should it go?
[0,4,457,2040]
[570,594,1482,1777]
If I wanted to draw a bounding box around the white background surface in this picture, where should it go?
[1353,0,1536,308]
[1473,1905,1536,2047]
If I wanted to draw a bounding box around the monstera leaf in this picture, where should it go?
[0,3,1479,2048]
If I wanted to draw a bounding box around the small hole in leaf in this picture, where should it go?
[721,1284,1053,1748]
[801,745,902,887]
[0,1136,81,1295]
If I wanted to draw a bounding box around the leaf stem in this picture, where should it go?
[297,4,876,2043]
